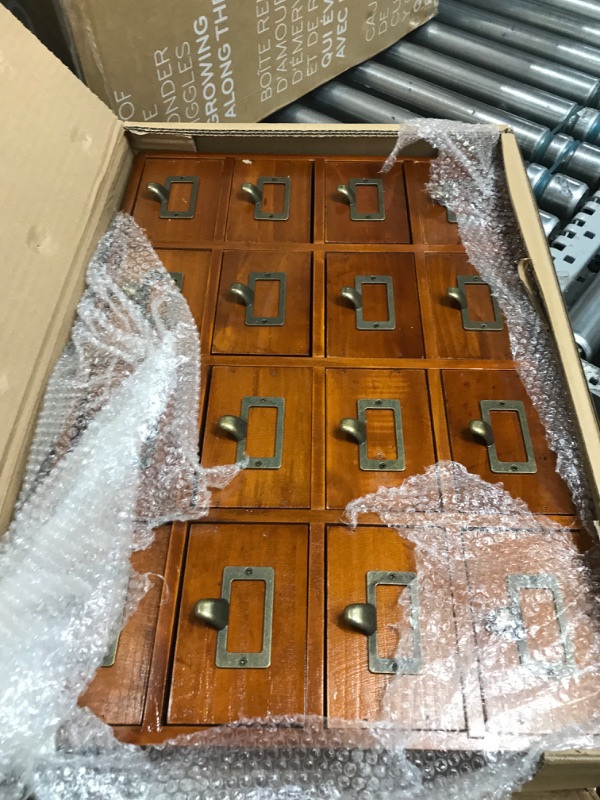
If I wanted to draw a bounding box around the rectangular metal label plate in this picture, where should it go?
[159,176,199,219]
[480,399,537,474]
[354,275,396,331]
[357,398,405,472]
[245,272,286,326]
[458,275,503,331]
[254,176,291,220]
[216,566,274,669]
[366,570,421,675]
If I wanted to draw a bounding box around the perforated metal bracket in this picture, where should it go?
[340,398,405,472]
[491,574,575,679]
[337,178,385,220]
[469,400,537,474]
[147,176,199,219]
[344,571,421,675]
[229,272,287,326]
[218,396,284,469]
[195,567,274,669]
[242,176,291,220]
[341,275,396,331]
[446,276,503,331]
[169,271,184,291]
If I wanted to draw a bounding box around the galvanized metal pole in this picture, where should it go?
[270,105,338,124]
[348,62,600,187]
[309,82,418,124]
[459,0,600,49]
[437,0,600,79]
[408,20,600,108]
[570,274,600,360]
[535,0,600,23]
[526,163,590,224]
[382,41,600,145]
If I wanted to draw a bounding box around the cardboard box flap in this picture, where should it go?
[501,132,600,515]
[0,7,131,533]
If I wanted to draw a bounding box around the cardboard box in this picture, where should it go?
[1,6,600,792]
[54,0,437,123]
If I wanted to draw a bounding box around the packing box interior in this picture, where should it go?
[2,6,600,793]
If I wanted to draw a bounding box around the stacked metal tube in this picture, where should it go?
[270,0,600,367]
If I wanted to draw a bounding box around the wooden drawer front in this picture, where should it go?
[133,157,226,247]
[326,253,424,359]
[225,159,313,243]
[327,526,465,730]
[404,161,462,246]
[326,369,435,509]
[442,370,574,514]
[212,251,312,356]
[462,529,599,735]
[201,366,312,508]
[156,249,211,335]
[80,526,171,726]
[168,523,308,725]
[324,160,411,244]
[425,254,512,360]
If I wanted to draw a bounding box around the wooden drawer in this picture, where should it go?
[461,528,599,735]
[327,526,466,731]
[324,160,411,244]
[212,251,312,356]
[79,526,171,726]
[326,369,435,509]
[225,159,313,243]
[424,253,512,360]
[201,366,313,508]
[404,161,462,246]
[442,370,574,514]
[133,157,227,247]
[326,253,423,359]
[168,523,308,725]
[156,249,211,334]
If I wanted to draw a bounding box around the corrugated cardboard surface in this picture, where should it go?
[56,0,437,122]
[1,10,600,785]
[0,7,131,533]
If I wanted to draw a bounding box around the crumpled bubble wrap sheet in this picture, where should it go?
[2,122,600,800]
[384,120,595,529]
[0,213,239,798]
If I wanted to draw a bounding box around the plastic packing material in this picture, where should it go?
[2,123,600,799]
[0,213,240,798]
[383,120,596,530]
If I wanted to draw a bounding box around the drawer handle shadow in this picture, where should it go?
[230,272,287,326]
[446,275,503,332]
[340,398,404,472]
[469,399,537,474]
[218,396,284,470]
[343,570,421,675]
[337,178,385,221]
[341,275,396,331]
[242,176,291,220]
[194,566,274,669]
[147,175,199,219]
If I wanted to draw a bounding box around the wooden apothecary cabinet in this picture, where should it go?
[81,149,598,759]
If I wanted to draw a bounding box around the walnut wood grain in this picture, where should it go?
[324,160,411,244]
[212,250,312,356]
[226,159,313,243]
[424,253,513,360]
[442,369,574,514]
[133,157,228,248]
[326,252,423,359]
[327,526,466,730]
[201,366,313,508]
[168,523,308,725]
[79,526,171,726]
[326,368,436,509]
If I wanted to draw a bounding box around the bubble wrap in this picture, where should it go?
[2,124,600,800]
[384,120,595,529]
